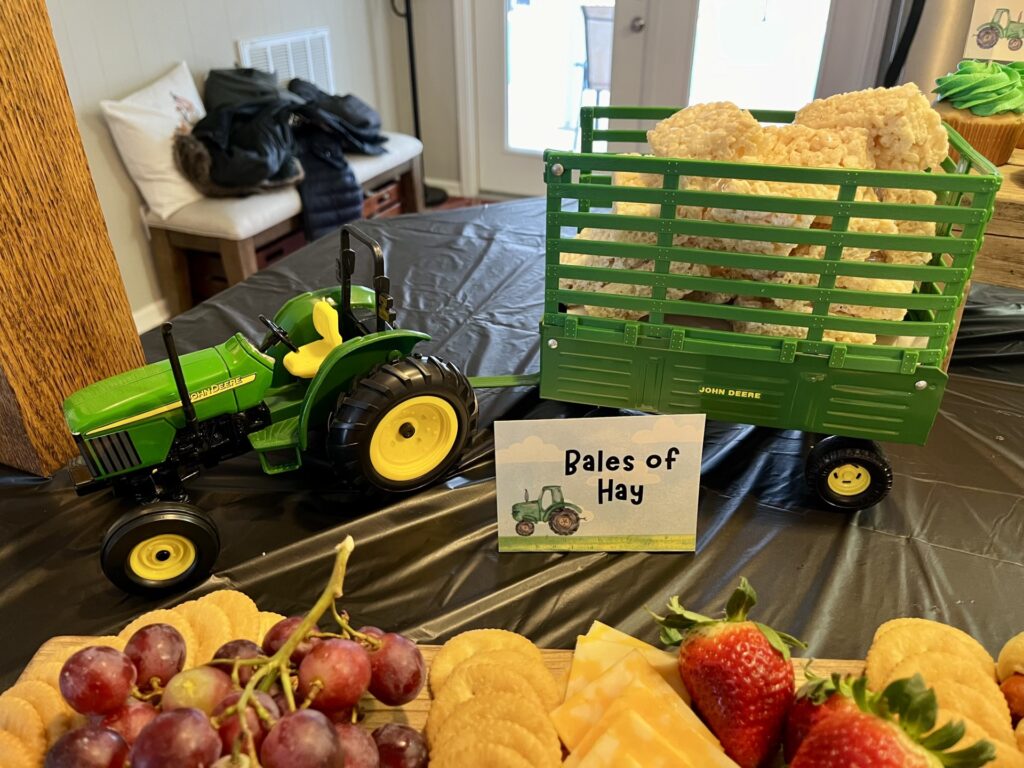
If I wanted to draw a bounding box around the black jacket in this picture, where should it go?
[178,69,386,240]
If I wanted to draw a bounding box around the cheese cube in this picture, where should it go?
[573,710,694,767]
[552,650,718,751]
[567,633,689,702]
[565,688,740,768]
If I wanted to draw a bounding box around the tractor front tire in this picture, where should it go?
[548,508,581,536]
[101,502,220,595]
[329,355,478,492]
[805,436,893,512]
[515,520,535,537]
[977,26,1000,48]
[1010,36,1023,50]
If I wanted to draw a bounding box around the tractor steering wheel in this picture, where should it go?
[258,314,299,353]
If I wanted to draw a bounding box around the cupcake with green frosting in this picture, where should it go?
[934,60,1024,165]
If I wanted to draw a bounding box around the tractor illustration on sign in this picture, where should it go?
[511,486,585,536]
[976,8,1024,50]
[64,227,477,594]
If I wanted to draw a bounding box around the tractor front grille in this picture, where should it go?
[79,431,141,476]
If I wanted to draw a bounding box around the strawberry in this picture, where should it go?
[653,578,805,768]
[791,675,996,768]
[784,672,860,762]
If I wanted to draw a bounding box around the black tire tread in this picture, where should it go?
[806,439,893,511]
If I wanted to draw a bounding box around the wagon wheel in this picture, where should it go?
[101,502,220,594]
[1010,37,1023,50]
[805,436,893,512]
[977,26,1000,49]
[515,520,535,537]
[548,508,581,536]
[328,355,478,493]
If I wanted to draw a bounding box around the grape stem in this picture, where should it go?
[230,536,357,767]
[332,606,383,650]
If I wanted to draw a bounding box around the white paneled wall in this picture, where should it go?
[45,0,399,327]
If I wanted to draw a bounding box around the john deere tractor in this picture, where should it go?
[65,227,477,594]
[977,8,1024,50]
[511,486,584,537]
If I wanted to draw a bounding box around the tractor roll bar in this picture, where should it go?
[161,322,197,431]
[339,225,394,334]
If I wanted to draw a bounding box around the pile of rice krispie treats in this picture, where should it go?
[560,83,950,344]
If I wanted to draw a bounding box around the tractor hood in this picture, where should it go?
[64,334,274,436]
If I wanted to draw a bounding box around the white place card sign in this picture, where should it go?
[494,414,705,553]
[965,0,1024,61]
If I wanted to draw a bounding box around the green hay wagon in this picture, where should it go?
[537,105,1000,511]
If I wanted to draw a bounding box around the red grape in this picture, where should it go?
[212,690,280,754]
[365,634,424,706]
[45,726,129,768]
[131,708,222,768]
[99,698,158,745]
[59,646,137,715]
[371,725,427,768]
[298,639,371,712]
[261,709,343,768]
[162,666,233,715]
[124,624,186,690]
[357,626,384,641]
[262,616,321,665]
[335,723,380,768]
[210,639,264,685]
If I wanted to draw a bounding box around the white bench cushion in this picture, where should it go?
[146,187,302,240]
[146,132,422,240]
[349,132,423,185]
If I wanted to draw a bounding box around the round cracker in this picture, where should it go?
[0,730,32,768]
[198,590,260,642]
[430,629,543,694]
[258,612,287,645]
[998,633,1024,683]
[1016,720,1024,752]
[434,693,561,761]
[936,709,1024,768]
[426,664,540,746]
[867,620,995,689]
[930,678,1015,749]
[175,600,234,664]
[451,649,561,710]
[432,742,534,768]
[873,618,991,662]
[0,694,45,760]
[18,661,64,690]
[884,652,1010,723]
[431,719,559,768]
[118,610,197,669]
[3,680,74,747]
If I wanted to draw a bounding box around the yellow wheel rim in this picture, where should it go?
[827,463,872,497]
[128,535,196,581]
[368,396,459,482]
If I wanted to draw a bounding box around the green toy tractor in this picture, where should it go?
[65,226,477,594]
[511,486,585,537]
[976,8,1024,50]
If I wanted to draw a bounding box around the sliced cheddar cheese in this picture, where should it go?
[572,709,694,767]
[567,634,689,702]
[552,650,718,751]
[564,687,739,768]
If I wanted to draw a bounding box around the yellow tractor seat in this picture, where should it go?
[284,299,343,379]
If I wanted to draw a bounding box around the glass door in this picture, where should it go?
[469,0,890,197]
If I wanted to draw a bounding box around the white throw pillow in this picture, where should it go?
[100,61,206,219]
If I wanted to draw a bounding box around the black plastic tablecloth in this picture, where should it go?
[2,199,1023,687]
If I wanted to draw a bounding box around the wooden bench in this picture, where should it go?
[976,148,1024,290]
[147,132,424,314]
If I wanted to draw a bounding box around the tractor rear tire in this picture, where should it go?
[977,26,1000,49]
[515,520,535,537]
[101,502,220,595]
[328,355,478,493]
[805,436,893,512]
[548,507,581,536]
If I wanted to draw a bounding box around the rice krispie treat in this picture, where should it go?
[732,296,877,345]
[647,101,764,162]
[794,83,948,171]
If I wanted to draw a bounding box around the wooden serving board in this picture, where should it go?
[16,636,865,731]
